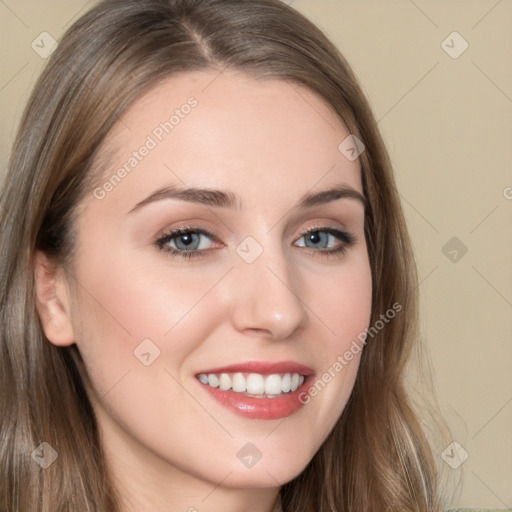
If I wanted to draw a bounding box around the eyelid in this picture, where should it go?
[154,225,222,248]
[297,224,357,247]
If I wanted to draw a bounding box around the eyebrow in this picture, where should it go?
[127,183,366,214]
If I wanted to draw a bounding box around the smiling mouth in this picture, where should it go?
[197,372,305,398]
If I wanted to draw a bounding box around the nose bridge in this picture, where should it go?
[229,233,308,339]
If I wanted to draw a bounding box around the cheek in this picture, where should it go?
[301,253,372,423]
[69,246,229,393]
[319,251,373,346]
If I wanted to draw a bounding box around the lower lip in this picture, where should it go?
[198,378,312,420]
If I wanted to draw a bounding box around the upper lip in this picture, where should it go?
[196,361,315,376]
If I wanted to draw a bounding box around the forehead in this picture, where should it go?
[86,69,363,215]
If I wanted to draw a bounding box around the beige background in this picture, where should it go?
[1,1,511,509]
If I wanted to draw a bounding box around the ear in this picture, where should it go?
[34,250,76,346]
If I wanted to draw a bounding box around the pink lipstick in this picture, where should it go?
[195,361,314,420]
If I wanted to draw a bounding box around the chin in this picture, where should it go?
[222,461,310,489]
[229,443,318,489]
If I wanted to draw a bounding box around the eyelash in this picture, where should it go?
[155,225,357,261]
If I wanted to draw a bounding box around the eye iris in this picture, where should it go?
[175,233,199,250]
[306,231,328,249]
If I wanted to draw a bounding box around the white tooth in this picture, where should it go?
[208,374,219,387]
[232,372,247,392]
[219,373,232,391]
[264,374,282,395]
[246,373,265,394]
[281,373,292,393]
[204,372,303,394]
[290,373,299,391]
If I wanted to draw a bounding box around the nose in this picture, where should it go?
[229,243,308,340]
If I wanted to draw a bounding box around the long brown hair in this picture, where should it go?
[0,0,446,510]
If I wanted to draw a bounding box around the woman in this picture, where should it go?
[0,0,446,510]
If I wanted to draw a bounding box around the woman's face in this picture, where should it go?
[42,70,372,502]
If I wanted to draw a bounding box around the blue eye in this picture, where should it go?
[155,226,218,260]
[155,225,356,260]
[296,227,356,253]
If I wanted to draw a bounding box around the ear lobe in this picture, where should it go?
[34,250,76,346]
